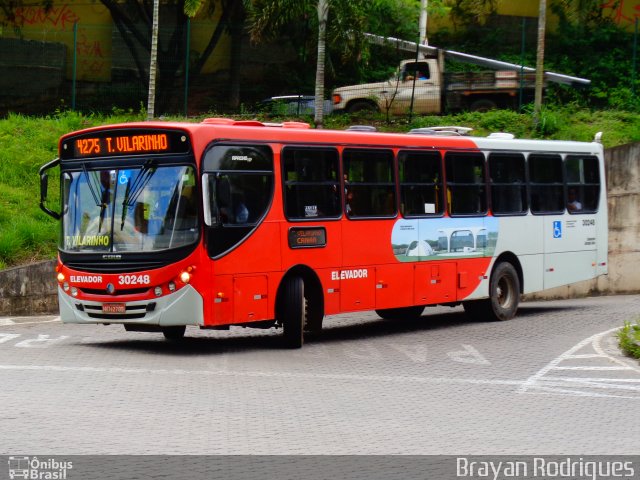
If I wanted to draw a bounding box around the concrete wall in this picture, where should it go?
[0,260,57,316]
[1,143,639,315]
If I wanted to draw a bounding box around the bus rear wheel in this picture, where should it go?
[375,306,425,320]
[162,325,186,341]
[281,276,305,348]
[463,262,520,321]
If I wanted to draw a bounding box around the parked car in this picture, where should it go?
[259,95,333,116]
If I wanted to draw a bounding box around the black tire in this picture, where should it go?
[281,277,305,348]
[463,262,520,321]
[347,100,378,114]
[305,297,324,332]
[162,325,186,341]
[375,306,425,320]
[469,98,498,112]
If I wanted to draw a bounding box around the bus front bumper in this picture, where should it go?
[58,284,204,326]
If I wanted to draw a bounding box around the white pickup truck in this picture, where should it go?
[331,58,536,115]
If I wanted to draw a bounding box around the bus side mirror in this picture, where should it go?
[39,158,61,220]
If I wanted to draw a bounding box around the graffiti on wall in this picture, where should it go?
[3,4,111,81]
[601,0,640,27]
[13,4,79,30]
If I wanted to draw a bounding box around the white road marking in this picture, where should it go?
[0,363,524,387]
[519,326,640,398]
[0,316,60,326]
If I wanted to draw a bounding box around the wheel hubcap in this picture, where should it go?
[497,277,512,308]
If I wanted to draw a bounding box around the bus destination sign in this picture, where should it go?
[61,130,190,159]
[288,227,327,249]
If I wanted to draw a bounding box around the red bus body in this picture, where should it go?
[41,118,607,346]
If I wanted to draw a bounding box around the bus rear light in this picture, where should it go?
[215,292,227,303]
[154,287,163,297]
[599,262,607,266]
[57,272,65,283]
[168,281,176,292]
[332,94,342,105]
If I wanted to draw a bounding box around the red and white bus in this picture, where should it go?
[39,119,607,347]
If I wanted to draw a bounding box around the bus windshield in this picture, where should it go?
[62,164,199,253]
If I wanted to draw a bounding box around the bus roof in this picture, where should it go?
[59,118,603,157]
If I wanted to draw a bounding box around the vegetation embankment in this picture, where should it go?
[618,320,640,361]
[2,106,640,270]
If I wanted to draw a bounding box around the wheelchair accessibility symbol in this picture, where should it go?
[553,221,562,238]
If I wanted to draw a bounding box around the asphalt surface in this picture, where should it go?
[0,295,639,455]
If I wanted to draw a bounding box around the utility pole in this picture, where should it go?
[534,0,546,125]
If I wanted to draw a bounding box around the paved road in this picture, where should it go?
[0,295,639,455]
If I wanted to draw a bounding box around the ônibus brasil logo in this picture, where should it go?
[7,456,73,480]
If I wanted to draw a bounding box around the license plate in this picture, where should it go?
[102,303,126,314]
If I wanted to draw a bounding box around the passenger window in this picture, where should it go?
[445,152,487,216]
[399,150,443,216]
[565,155,600,213]
[529,154,564,214]
[488,153,527,215]
[343,149,396,218]
[202,144,273,226]
[282,147,340,219]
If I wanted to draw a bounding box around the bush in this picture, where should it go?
[618,320,640,360]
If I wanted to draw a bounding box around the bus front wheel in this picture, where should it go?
[463,262,520,321]
[162,325,186,341]
[281,276,305,348]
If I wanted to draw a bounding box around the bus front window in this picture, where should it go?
[61,165,199,253]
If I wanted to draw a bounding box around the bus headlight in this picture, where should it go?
[180,271,191,284]
[70,287,78,297]
[154,286,163,297]
[57,272,65,282]
[63,282,70,292]
[168,281,176,292]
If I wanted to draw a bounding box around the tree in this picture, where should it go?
[248,0,429,125]
[314,0,329,127]
[147,0,160,119]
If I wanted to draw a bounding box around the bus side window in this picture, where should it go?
[565,155,600,213]
[445,152,487,216]
[529,154,564,214]
[399,150,443,217]
[343,148,396,218]
[488,153,527,215]
[282,147,340,219]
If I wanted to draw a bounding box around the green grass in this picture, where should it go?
[1,106,640,269]
[618,320,640,361]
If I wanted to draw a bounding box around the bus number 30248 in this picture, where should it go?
[118,274,151,285]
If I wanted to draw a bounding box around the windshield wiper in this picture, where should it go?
[120,160,157,230]
[80,164,111,232]
[82,163,102,207]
